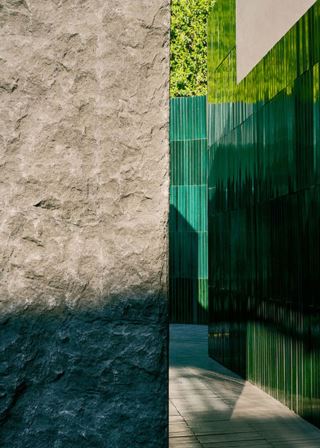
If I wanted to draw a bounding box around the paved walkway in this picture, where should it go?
[169,325,320,448]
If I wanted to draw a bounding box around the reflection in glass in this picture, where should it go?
[208,0,320,427]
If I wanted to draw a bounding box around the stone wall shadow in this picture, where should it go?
[0,293,168,448]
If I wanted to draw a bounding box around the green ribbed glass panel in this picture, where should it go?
[170,96,208,324]
[170,140,208,186]
[170,96,207,141]
[208,0,320,428]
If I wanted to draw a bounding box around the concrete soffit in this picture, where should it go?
[236,0,317,83]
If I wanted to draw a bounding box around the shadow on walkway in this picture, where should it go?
[169,324,320,448]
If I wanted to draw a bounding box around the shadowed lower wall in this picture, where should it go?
[0,1,169,446]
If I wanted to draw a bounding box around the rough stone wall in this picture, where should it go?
[0,1,169,446]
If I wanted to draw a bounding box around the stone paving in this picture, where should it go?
[169,325,320,448]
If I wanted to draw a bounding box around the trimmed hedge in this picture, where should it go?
[170,0,214,97]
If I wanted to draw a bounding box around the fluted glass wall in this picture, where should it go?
[169,96,208,324]
[208,0,320,426]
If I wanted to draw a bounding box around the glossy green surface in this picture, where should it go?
[208,0,320,427]
[169,96,208,324]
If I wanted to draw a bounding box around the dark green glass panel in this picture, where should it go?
[208,0,320,428]
[169,96,208,324]
[170,278,208,324]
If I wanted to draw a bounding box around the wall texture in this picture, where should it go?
[208,0,320,428]
[0,1,169,446]
[169,96,208,324]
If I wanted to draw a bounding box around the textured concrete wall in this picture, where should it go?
[236,0,317,82]
[0,1,169,446]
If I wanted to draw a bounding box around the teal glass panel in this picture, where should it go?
[208,0,320,428]
[169,96,208,324]
[169,96,207,141]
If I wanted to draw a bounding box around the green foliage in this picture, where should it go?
[170,0,214,97]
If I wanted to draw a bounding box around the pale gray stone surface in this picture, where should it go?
[0,1,169,446]
[236,0,316,82]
